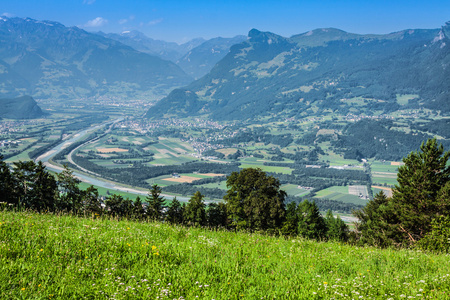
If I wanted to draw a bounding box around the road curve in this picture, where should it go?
[35,118,188,201]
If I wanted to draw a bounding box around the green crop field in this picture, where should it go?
[196,180,228,190]
[239,163,293,175]
[1,211,449,299]
[313,186,369,205]
[281,184,310,197]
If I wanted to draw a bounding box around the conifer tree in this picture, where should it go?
[57,165,83,213]
[0,155,15,205]
[206,202,228,228]
[82,185,102,215]
[12,160,37,208]
[281,201,299,236]
[392,138,450,244]
[184,191,206,227]
[133,196,146,220]
[167,197,184,224]
[146,184,165,221]
[325,210,349,242]
[32,161,58,212]
[353,191,399,247]
[297,199,327,240]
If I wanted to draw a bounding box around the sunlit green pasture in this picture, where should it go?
[1,211,449,299]
[281,184,310,197]
[196,180,228,190]
[313,186,369,205]
[239,163,293,175]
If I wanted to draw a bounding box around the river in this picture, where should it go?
[35,119,189,201]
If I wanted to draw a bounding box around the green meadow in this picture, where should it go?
[1,210,449,299]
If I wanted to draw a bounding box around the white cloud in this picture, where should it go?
[84,17,108,28]
[118,15,135,25]
[83,0,96,4]
[1,12,15,18]
[148,18,163,26]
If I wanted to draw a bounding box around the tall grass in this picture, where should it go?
[1,210,449,299]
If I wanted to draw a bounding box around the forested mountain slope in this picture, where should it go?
[146,22,450,120]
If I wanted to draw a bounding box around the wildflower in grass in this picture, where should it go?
[21,288,25,291]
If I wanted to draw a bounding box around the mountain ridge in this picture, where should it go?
[0,95,45,119]
[0,17,192,100]
[145,23,450,120]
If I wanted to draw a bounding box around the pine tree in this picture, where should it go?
[0,155,15,205]
[325,210,349,242]
[146,184,165,221]
[82,185,103,216]
[392,138,450,244]
[353,191,399,247]
[105,194,133,218]
[57,165,83,213]
[206,202,227,228]
[132,196,146,220]
[297,199,327,240]
[32,161,58,212]
[184,191,206,227]
[12,160,37,208]
[167,197,184,224]
[281,201,299,236]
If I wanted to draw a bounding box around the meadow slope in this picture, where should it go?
[1,211,449,299]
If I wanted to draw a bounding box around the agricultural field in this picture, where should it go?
[4,104,447,214]
[280,184,310,197]
[313,186,369,205]
[1,211,449,299]
[239,162,294,175]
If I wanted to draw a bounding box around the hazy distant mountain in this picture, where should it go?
[97,30,205,62]
[0,95,45,119]
[0,17,192,100]
[177,35,247,79]
[98,31,246,79]
[146,23,450,120]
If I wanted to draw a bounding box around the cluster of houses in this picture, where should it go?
[0,140,21,148]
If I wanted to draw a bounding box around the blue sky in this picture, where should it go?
[1,0,449,43]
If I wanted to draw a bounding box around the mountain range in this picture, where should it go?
[146,23,450,120]
[100,31,247,79]
[97,30,206,63]
[0,17,192,100]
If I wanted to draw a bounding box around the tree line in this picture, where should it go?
[0,156,349,242]
[1,137,448,251]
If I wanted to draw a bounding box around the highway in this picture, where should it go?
[35,118,189,201]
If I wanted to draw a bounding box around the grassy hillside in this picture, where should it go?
[1,210,449,299]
